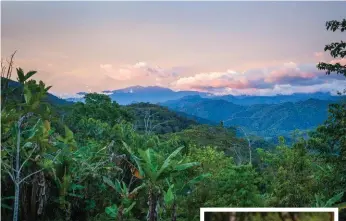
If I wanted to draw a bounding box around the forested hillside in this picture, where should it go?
[210,92,341,105]
[124,103,199,134]
[161,96,339,139]
[1,18,346,221]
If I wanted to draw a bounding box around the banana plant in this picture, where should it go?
[315,192,344,207]
[122,141,201,221]
[315,192,346,220]
[16,68,37,84]
[103,176,146,221]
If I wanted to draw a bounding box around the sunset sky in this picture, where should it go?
[2,1,346,98]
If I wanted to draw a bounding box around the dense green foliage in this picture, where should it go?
[125,102,199,135]
[1,18,346,221]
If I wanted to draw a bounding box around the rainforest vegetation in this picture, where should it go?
[1,19,346,221]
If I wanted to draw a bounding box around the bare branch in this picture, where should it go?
[2,147,14,158]
[236,126,253,165]
[7,171,15,182]
[18,144,38,174]
[230,144,243,165]
[18,168,44,185]
[6,51,17,79]
[1,50,16,79]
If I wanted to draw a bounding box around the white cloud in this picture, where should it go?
[133,62,147,68]
[283,61,297,69]
[100,61,180,82]
[100,64,113,72]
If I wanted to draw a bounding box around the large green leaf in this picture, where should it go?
[1,195,15,210]
[326,192,344,207]
[124,202,136,214]
[105,204,118,218]
[174,162,200,171]
[45,85,52,92]
[129,183,146,195]
[24,70,37,81]
[139,148,158,173]
[122,141,144,177]
[188,173,212,185]
[1,203,12,210]
[157,146,184,179]
[70,183,85,191]
[16,68,25,83]
[121,181,128,195]
[164,184,175,206]
[23,84,32,104]
[102,176,117,191]
[138,149,157,181]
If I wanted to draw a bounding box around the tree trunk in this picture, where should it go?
[148,185,157,221]
[171,202,176,221]
[13,121,21,221]
[229,212,236,221]
[118,205,123,221]
[30,174,39,221]
[329,212,334,221]
[13,183,20,221]
[289,212,298,221]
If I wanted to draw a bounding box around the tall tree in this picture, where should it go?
[315,18,346,219]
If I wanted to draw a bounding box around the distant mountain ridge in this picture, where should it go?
[66,86,210,104]
[65,85,340,105]
[211,91,341,105]
[160,95,344,139]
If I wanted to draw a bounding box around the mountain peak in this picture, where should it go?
[115,85,173,94]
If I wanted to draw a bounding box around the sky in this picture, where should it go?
[2,1,346,98]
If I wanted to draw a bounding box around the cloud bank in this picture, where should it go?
[39,59,346,98]
[170,61,346,95]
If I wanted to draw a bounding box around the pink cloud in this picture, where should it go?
[265,68,315,83]
[329,58,346,65]
[100,62,149,81]
[172,70,249,91]
[171,61,345,95]
[99,61,182,86]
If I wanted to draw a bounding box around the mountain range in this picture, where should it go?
[66,86,212,105]
[7,81,342,140]
[65,85,340,106]
[160,95,342,139]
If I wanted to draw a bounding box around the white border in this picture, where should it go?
[200,208,339,221]
[1,0,345,2]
